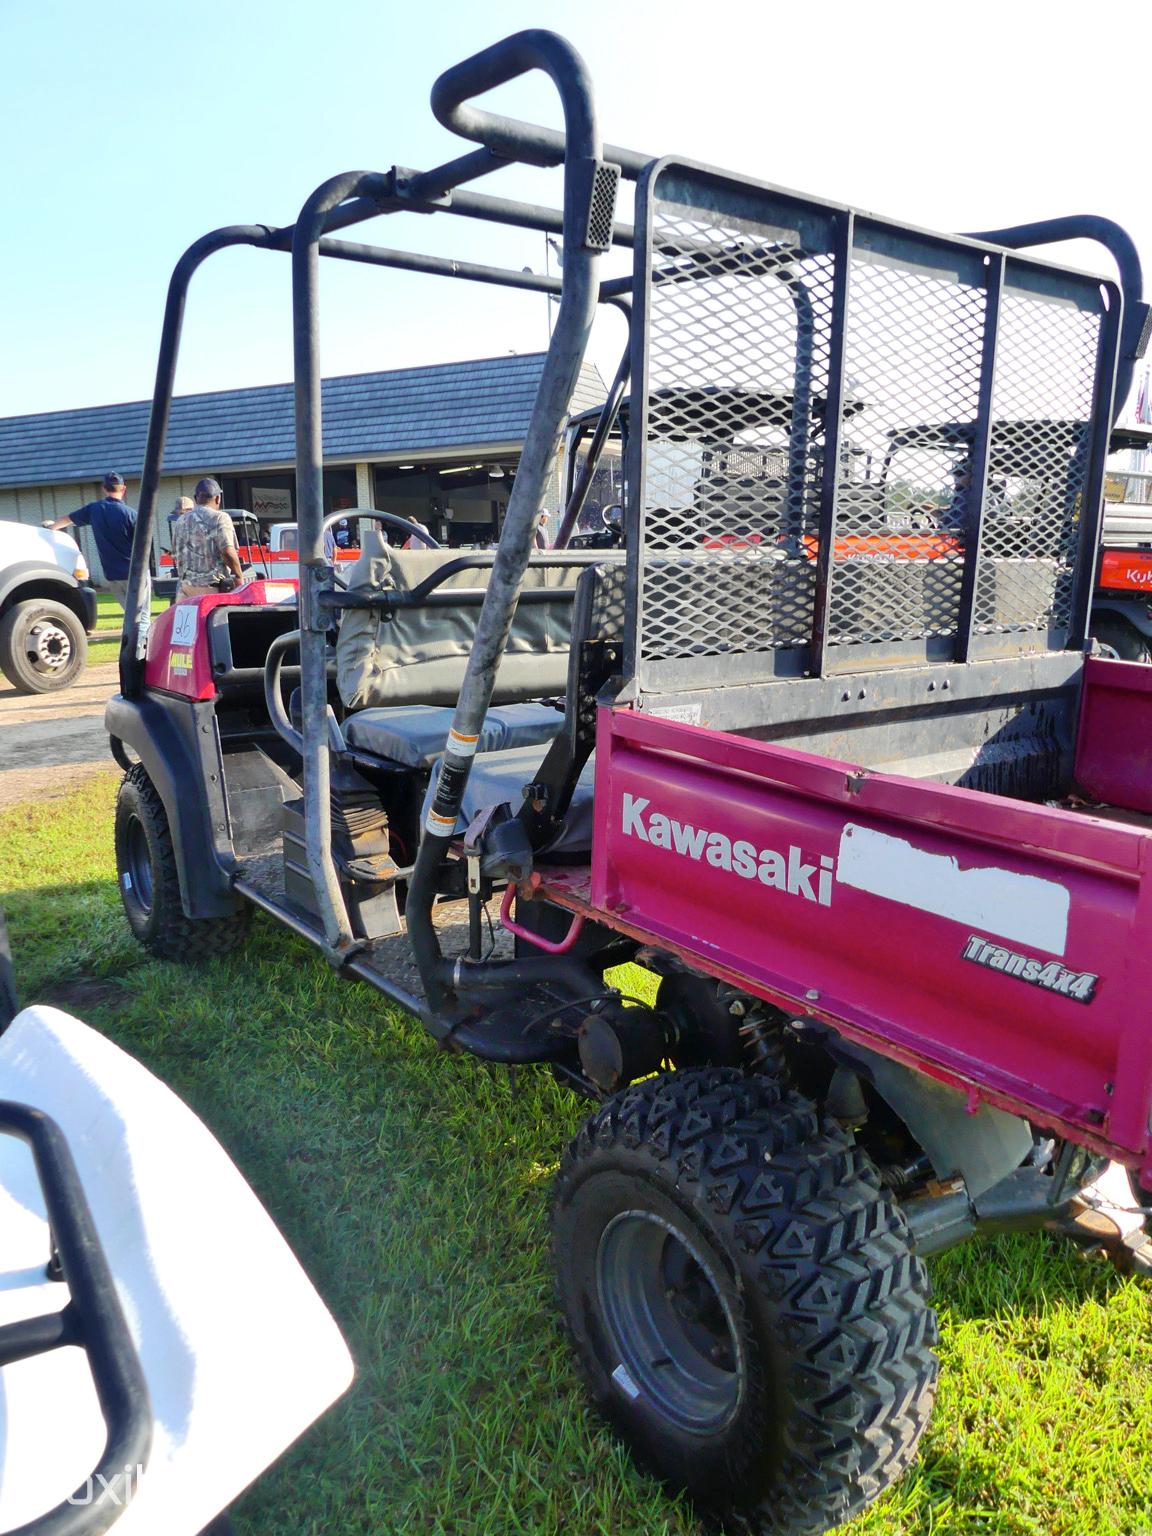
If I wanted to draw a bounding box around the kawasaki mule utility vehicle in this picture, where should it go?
[106,30,1152,1535]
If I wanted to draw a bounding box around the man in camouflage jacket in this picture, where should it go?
[173,478,245,596]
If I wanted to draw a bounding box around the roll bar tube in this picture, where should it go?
[406,31,613,1010]
[117,34,651,702]
[118,225,277,696]
[117,190,396,699]
[430,27,649,179]
[553,339,630,548]
[962,215,1150,419]
[292,172,391,950]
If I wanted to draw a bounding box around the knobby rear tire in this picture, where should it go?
[552,1068,938,1535]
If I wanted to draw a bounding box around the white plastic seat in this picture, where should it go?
[0,1006,353,1535]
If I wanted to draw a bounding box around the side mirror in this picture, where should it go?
[603,504,623,529]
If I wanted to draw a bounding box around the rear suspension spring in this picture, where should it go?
[729,993,787,1080]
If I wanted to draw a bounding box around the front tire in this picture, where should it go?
[1092,612,1152,663]
[552,1070,938,1535]
[0,598,87,693]
[115,764,250,961]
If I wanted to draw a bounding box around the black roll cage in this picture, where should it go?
[117,26,1150,1016]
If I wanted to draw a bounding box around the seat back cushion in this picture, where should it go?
[337,539,583,710]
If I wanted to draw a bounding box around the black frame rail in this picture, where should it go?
[0,1101,152,1536]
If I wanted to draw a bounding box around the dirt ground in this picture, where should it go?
[0,661,121,808]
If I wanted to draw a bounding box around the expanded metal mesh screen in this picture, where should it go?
[637,203,833,664]
[974,291,1101,636]
[629,166,1116,690]
[827,240,985,649]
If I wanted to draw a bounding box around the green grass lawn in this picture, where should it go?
[86,635,119,664]
[3,775,1151,1536]
[94,592,169,625]
[88,591,171,664]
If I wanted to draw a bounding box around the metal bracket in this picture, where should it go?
[390,165,453,211]
[573,158,620,252]
[522,781,551,815]
[1136,301,1152,360]
[301,560,337,634]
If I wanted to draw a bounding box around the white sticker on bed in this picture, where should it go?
[836,822,1069,957]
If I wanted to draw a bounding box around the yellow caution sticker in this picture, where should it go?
[424,809,458,836]
[447,728,480,758]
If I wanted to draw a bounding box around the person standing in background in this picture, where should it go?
[402,518,432,549]
[172,478,245,596]
[168,494,194,532]
[46,471,151,629]
[323,517,352,563]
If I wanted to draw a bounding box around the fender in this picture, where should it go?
[0,562,97,630]
[104,692,240,919]
[831,1039,1034,1198]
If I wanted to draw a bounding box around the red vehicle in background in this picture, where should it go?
[1091,424,1152,658]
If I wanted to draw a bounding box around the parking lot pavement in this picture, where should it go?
[0,662,120,809]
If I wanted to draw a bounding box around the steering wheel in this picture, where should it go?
[320,508,441,590]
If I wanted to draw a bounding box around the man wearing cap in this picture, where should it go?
[172,478,245,597]
[47,472,150,626]
[162,495,195,590]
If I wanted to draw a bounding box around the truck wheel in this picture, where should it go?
[115,764,250,961]
[0,598,87,693]
[552,1070,938,1535]
[1092,613,1152,662]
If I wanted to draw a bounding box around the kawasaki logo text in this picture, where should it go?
[620,793,833,906]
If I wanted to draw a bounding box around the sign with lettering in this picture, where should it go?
[251,487,293,520]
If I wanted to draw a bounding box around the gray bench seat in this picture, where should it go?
[343,702,563,768]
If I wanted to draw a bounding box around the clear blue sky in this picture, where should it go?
[3,0,1149,419]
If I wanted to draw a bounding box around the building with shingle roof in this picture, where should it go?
[0,354,605,581]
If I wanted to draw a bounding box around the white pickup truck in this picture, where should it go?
[0,521,96,692]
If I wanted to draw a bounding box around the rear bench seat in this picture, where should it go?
[335,536,586,765]
[343,702,560,766]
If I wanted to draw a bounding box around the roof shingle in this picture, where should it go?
[0,354,606,487]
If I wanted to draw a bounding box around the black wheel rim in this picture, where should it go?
[125,816,154,915]
[596,1209,745,1433]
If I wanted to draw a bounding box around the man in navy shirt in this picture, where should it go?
[48,472,150,636]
